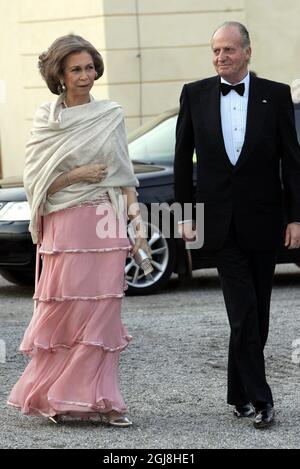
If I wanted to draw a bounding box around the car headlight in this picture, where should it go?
[0,201,31,221]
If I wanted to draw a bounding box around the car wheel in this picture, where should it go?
[125,218,176,295]
[0,269,35,286]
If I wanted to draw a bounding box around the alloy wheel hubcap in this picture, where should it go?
[125,221,169,289]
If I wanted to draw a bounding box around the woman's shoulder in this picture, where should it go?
[96,99,124,115]
[34,101,51,118]
[30,101,52,127]
[36,101,52,112]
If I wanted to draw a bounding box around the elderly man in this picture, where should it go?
[174,21,300,428]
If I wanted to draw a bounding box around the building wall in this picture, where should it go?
[103,0,245,128]
[0,1,25,178]
[245,0,300,86]
[0,0,299,178]
[0,0,109,178]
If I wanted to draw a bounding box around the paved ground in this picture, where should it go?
[0,265,300,449]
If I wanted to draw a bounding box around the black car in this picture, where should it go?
[1,104,300,294]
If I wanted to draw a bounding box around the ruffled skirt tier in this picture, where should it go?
[8,197,132,418]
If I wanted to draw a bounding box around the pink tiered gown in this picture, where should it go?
[7,194,132,418]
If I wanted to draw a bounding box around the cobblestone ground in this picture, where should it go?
[0,265,299,449]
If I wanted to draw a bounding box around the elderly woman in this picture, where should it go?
[7,35,150,427]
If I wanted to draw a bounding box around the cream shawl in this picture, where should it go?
[24,93,138,243]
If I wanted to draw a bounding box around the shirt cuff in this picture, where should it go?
[178,220,193,225]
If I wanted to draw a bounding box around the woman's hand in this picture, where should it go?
[47,164,108,196]
[131,236,152,258]
[74,163,108,183]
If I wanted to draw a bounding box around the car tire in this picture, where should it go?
[0,269,35,286]
[125,215,176,295]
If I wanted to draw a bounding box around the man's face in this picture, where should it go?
[211,26,251,84]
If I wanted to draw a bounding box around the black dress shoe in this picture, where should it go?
[253,404,275,429]
[233,403,255,418]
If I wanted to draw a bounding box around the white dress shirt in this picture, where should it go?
[179,73,250,225]
[220,72,250,165]
[179,72,300,227]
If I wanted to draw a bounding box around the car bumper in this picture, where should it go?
[0,221,35,269]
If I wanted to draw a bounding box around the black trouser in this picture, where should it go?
[216,223,277,409]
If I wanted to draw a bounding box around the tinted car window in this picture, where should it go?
[129,116,177,164]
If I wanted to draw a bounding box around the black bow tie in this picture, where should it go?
[220,82,245,96]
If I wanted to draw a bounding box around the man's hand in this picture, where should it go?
[284,223,300,249]
[178,221,196,242]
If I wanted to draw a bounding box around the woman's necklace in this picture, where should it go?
[62,97,91,108]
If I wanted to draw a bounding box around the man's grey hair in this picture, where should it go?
[212,21,251,49]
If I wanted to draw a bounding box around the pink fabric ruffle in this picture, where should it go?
[40,197,129,254]
[20,297,132,354]
[34,250,128,302]
[8,345,127,417]
[8,197,132,418]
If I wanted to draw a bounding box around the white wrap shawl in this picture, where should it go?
[23,93,138,243]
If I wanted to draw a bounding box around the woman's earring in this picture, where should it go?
[95,72,98,79]
[60,81,66,92]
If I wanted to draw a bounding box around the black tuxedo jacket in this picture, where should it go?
[174,75,300,250]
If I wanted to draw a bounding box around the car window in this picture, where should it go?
[129,105,300,165]
[129,116,177,164]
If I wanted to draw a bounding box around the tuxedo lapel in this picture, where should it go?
[235,76,269,170]
[200,77,233,170]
